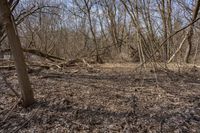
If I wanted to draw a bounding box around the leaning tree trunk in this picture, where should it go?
[184,0,200,63]
[0,0,34,107]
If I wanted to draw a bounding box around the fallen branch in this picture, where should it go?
[1,72,20,98]
[82,58,92,67]
[11,106,39,133]
[59,58,83,67]
[0,58,92,73]
[23,49,65,61]
[167,35,187,63]
[3,98,21,122]
[0,48,65,62]
[71,121,90,129]
[0,65,15,70]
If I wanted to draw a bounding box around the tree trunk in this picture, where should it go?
[0,23,3,58]
[0,0,34,107]
[184,0,200,63]
[83,0,103,63]
[157,0,168,61]
[167,0,173,57]
[0,21,4,49]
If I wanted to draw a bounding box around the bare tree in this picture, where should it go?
[184,0,200,63]
[1,0,199,64]
[0,0,34,107]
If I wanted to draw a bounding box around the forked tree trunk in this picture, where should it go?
[0,0,34,107]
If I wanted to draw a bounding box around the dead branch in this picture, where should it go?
[135,16,200,68]
[59,58,84,67]
[1,72,20,98]
[3,98,21,122]
[11,106,39,133]
[0,48,65,61]
[0,65,15,70]
[23,49,65,61]
[82,58,92,67]
[167,35,187,63]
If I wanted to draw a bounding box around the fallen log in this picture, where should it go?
[0,58,93,72]
[58,58,93,68]
[0,65,15,70]
[0,48,65,62]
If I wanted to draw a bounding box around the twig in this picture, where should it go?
[0,108,8,115]
[2,98,21,122]
[11,107,39,133]
[82,58,92,67]
[160,119,165,133]
[71,121,89,129]
[0,65,15,70]
[1,72,20,98]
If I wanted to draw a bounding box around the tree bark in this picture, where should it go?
[0,0,34,107]
[157,0,168,61]
[184,0,200,63]
[167,0,173,57]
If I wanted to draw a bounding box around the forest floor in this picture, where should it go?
[1,62,200,133]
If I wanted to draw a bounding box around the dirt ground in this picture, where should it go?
[1,63,200,133]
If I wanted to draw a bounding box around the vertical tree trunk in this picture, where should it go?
[105,0,120,54]
[83,0,103,63]
[167,0,173,57]
[120,0,149,63]
[0,0,34,107]
[184,0,200,63]
[157,0,168,61]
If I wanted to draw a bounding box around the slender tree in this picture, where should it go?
[184,0,200,63]
[0,0,34,107]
